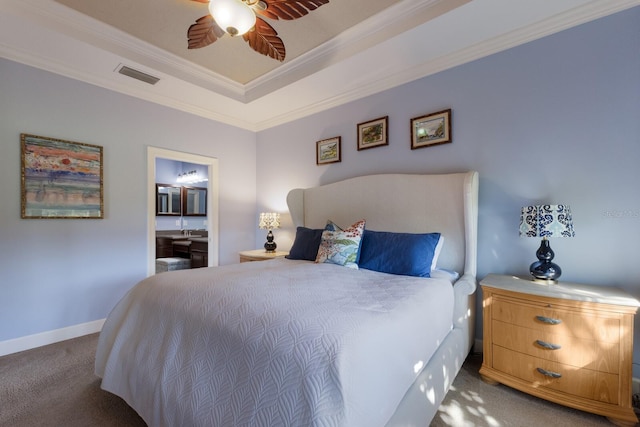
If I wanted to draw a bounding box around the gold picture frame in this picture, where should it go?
[411,109,452,149]
[21,133,104,219]
[316,136,341,165]
[357,116,388,150]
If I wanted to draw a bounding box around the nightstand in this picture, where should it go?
[239,249,289,263]
[479,274,639,426]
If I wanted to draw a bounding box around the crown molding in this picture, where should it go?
[252,0,640,130]
[24,0,463,103]
[12,0,249,101]
[2,0,638,132]
[244,0,469,101]
[0,40,258,130]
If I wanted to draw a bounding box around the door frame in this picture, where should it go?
[147,146,219,276]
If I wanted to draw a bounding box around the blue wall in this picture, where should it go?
[1,4,638,376]
[256,8,640,370]
[0,58,257,345]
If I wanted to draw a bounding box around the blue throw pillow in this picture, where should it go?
[358,230,441,277]
[285,227,324,261]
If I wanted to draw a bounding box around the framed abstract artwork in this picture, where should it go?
[357,116,388,150]
[21,133,104,219]
[316,136,341,165]
[411,109,452,149]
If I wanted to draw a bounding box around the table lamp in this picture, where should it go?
[259,212,280,252]
[519,204,575,283]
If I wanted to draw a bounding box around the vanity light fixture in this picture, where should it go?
[177,170,208,184]
[519,204,575,283]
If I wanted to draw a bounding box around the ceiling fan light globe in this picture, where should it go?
[208,0,256,37]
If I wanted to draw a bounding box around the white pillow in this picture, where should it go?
[430,235,444,270]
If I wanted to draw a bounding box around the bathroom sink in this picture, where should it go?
[162,234,201,239]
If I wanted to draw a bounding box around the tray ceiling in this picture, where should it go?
[56,0,406,85]
[1,0,637,131]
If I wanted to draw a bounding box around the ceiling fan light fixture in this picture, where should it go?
[208,0,256,37]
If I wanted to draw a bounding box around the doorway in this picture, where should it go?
[146,147,219,276]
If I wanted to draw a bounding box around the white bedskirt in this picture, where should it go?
[95,259,455,427]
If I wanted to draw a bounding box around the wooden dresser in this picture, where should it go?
[479,274,639,426]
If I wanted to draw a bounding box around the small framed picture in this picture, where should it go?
[316,136,341,165]
[411,109,452,149]
[357,116,388,150]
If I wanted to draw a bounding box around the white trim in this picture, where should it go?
[0,319,105,357]
[244,0,463,102]
[254,0,640,131]
[147,147,219,277]
[3,0,638,131]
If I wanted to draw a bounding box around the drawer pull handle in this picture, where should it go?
[537,367,562,379]
[536,315,562,325]
[536,340,562,350]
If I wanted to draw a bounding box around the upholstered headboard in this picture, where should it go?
[286,171,479,276]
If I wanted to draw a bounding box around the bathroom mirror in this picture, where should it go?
[156,184,181,215]
[182,186,207,216]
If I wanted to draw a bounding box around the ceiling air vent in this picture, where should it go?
[117,65,160,85]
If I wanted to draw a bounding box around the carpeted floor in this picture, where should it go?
[0,333,145,427]
[430,354,629,427]
[0,333,634,426]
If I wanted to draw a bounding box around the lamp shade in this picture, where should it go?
[519,205,575,238]
[259,212,280,230]
[519,204,574,282]
[209,0,256,36]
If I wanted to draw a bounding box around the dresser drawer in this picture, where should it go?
[492,320,620,374]
[492,297,621,342]
[493,345,619,404]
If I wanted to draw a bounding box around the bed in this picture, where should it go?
[95,171,479,426]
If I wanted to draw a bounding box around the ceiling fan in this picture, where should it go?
[187,0,330,62]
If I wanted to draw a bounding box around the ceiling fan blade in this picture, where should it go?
[189,0,209,3]
[256,0,329,21]
[243,18,286,62]
[188,15,225,49]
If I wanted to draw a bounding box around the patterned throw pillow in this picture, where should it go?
[315,219,366,269]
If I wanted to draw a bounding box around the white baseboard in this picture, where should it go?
[0,319,105,357]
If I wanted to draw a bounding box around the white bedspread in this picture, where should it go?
[95,258,455,427]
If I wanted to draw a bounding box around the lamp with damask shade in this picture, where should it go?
[519,204,575,283]
[259,212,280,252]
